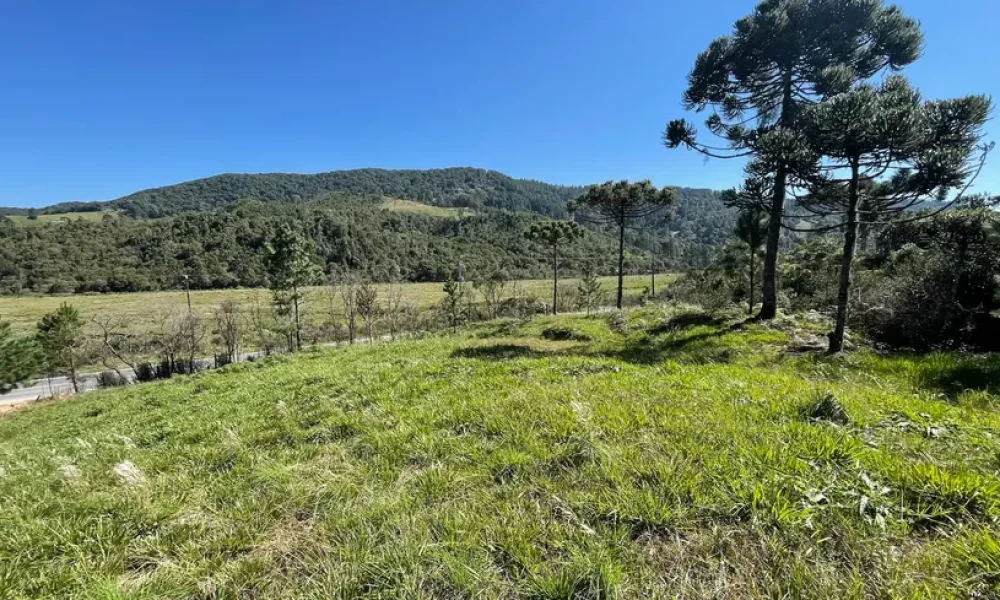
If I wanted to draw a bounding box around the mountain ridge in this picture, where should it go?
[33,167,725,223]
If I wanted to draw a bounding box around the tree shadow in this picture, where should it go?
[648,312,732,336]
[598,316,750,366]
[917,356,1000,399]
[450,344,548,361]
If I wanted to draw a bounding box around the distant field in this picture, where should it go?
[0,274,673,335]
[378,197,474,218]
[4,210,117,225]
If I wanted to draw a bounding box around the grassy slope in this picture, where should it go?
[3,308,1000,598]
[378,197,475,218]
[5,211,117,226]
[0,274,668,336]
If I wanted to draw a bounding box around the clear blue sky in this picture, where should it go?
[1,0,997,207]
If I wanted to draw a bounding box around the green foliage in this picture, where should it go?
[802,391,850,425]
[265,225,322,293]
[524,220,583,247]
[441,276,469,332]
[0,319,40,389]
[858,210,1000,351]
[265,225,322,351]
[35,303,83,386]
[577,270,605,315]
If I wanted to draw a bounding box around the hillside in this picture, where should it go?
[40,168,735,256]
[0,168,735,294]
[44,168,587,219]
[2,307,1000,597]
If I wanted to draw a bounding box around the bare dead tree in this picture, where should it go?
[214,300,243,364]
[384,273,408,341]
[94,315,144,382]
[331,269,360,344]
[247,292,275,356]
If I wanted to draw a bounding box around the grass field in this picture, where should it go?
[0,274,669,335]
[2,306,1000,597]
[378,197,475,218]
[4,210,117,226]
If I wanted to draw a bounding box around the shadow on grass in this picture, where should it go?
[917,355,1000,398]
[648,312,731,335]
[452,313,754,366]
[450,344,549,361]
[598,316,751,366]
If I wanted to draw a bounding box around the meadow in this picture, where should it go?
[2,306,1000,598]
[3,210,117,226]
[378,197,475,218]
[0,274,667,336]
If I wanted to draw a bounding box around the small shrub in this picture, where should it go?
[133,362,157,383]
[498,296,548,319]
[541,327,592,342]
[96,371,127,389]
[605,311,630,335]
[802,392,850,425]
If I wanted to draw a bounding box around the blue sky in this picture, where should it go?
[1,0,997,207]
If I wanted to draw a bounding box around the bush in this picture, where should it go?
[662,269,735,311]
[857,246,1000,351]
[541,327,592,342]
[802,392,850,425]
[96,371,128,389]
[498,297,548,319]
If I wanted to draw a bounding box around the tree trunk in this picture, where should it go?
[830,161,861,354]
[293,286,302,352]
[552,244,559,315]
[616,223,625,309]
[748,246,755,315]
[68,351,79,394]
[758,71,794,321]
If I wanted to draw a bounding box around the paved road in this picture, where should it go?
[1,375,100,408]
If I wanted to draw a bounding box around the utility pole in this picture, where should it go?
[650,249,655,297]
[648,234,657,297]
[183,274,192,315]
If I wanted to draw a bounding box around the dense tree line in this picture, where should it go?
[0,196,657,295]
[1,169,735,295]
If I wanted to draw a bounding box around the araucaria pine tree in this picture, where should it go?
[265,225,322,352]
[524,220,583,315]
[665,0,922,320]
[570,180,675,309]
[794,75,992,353]
[733,208,769,315]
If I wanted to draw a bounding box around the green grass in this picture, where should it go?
[378,197,475,218]
[0,274,669,336]
[4,306,1000,597]
[4,210,117,226]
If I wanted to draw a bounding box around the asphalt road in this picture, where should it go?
[1,375,100,408]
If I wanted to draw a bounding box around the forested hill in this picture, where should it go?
[0,168,737,294]
[44,168,585,219]
[39,167,728,228]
